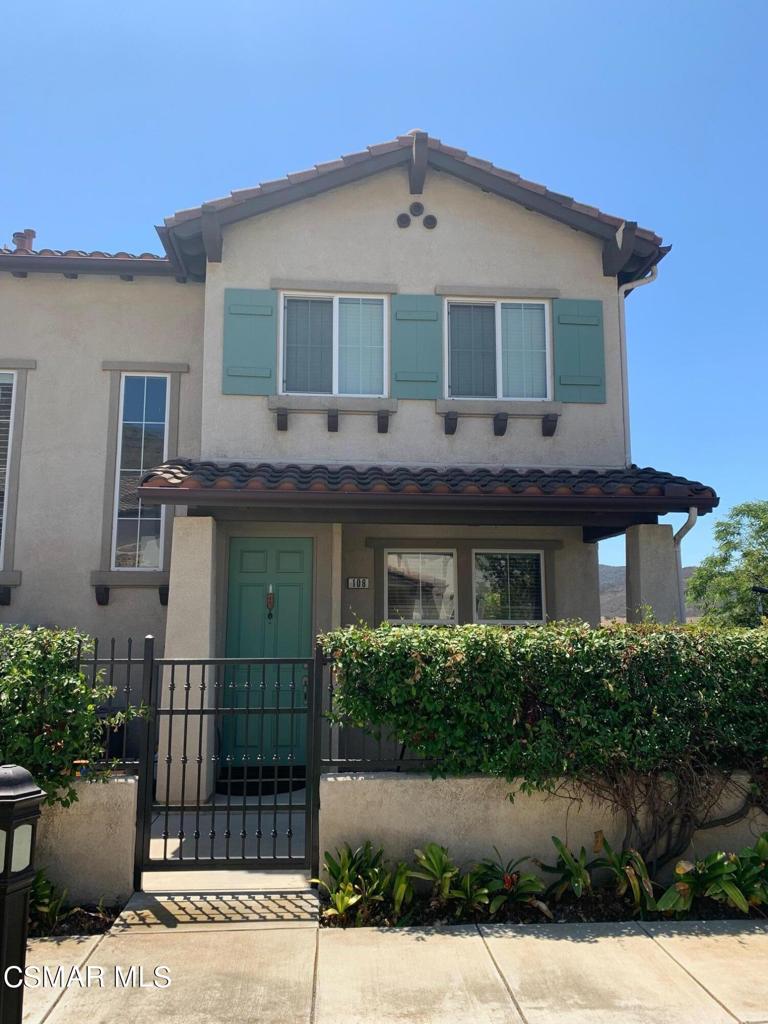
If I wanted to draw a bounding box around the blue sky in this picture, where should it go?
[2,1,765,565]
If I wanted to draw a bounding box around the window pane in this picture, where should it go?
[142,423,166,470]
[118,471,141,514]
[501,303,547,399]
[122,376,145,421]
[144,377,167,422]
[338,298,384,395]
[137,519,162,568]
[120,423,143,470]
[114,519,140,567]
[284,298,333,393]
[474,552,543,622]
[449,304,496,397]
[386,551,455,622]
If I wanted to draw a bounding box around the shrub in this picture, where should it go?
[321,621,768,866]
[0,626,143,806]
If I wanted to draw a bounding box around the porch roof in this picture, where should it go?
[139,460,717,536]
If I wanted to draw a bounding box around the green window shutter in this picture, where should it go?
[552,299,606,403]
[222,288,277,395]
[390,294,443,399]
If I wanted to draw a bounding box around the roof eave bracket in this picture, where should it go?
[201,205,223,263]
[409,132,428,195]
[602,221,637,276]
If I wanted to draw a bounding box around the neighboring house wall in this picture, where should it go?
[0,274,204,643]
[200,168,625,468]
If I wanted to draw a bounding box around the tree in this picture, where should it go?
[687,501,768,625]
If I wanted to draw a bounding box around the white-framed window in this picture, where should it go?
[111,373,169,569]
[384,549,456,624]
[445,299,551,400]
[472,550,546,624]
[0,372,16,566]
[280,293,388,397]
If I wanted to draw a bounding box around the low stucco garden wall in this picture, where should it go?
[36,777,136,905]
[319,773,768,873]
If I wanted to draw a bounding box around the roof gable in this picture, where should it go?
[160,131,668,283]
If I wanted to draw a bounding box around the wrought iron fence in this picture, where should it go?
[74,636,148,773]
[316,650,433,773]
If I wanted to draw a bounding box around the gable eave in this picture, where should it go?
[163,134,667,282]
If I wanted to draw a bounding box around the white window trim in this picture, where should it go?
[278,290,389,398]
[110,371,171,572]
[471,548,547,625]
[384,548,458,625]
[0,371,17,569]
[443,297,552,401]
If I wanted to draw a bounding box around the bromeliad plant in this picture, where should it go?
[657,835,768,916]
[537,837,592,902]
[448,869,490,920]
[590,832,656,915]
[478,848,551,918]
[409,843,460,906]
[657,852,749,915]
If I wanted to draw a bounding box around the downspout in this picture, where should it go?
[673,507,698,622]
[618,264,658,466]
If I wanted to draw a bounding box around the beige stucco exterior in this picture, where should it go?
[0,155,682,644]
[0,274,203,643]
[200,167,627,468]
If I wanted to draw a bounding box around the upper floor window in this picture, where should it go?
[282,294,386,396]
[0,372,16,563]
[112,373,169,569]
[447,300,550,400]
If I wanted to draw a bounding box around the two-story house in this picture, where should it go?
[0,131,718,670]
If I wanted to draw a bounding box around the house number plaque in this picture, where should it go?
[346,577,369,590]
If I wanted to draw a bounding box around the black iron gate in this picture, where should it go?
[132,640,322,887]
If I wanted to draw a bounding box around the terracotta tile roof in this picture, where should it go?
[0,245,167,262]
[164,131,663,246]
[139,459,717,510]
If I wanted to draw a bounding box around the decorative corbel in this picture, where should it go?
[541,414,559,437]
[493,412,508,437]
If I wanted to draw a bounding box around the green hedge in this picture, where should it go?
[0,626,141,806]
[320,622,768,787]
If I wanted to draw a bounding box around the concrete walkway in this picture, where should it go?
[23,895,768,1024]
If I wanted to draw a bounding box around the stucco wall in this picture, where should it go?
[36,778,136,905]
[319,774,768,878]
[200,167,627,469]
[0,274,204,645]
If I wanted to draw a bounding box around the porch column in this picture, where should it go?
[156,516,217,806]
[625,524,680,623]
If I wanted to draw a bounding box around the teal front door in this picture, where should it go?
[224,537,313,767]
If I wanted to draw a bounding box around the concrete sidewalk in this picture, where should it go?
[23,894,768,1024]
